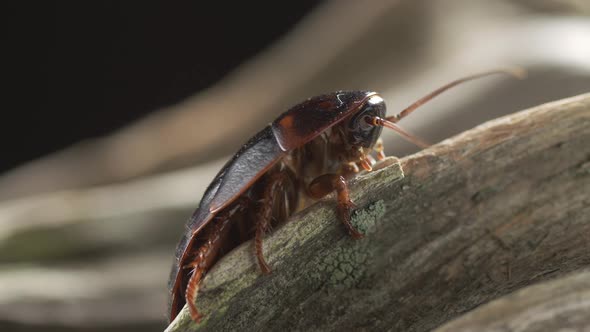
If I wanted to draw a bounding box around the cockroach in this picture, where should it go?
[167,69,524,323]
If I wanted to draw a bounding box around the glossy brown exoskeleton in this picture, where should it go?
[167,69,523,323]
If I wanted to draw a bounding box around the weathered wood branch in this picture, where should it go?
[436,269,590,332]
[166,93,590,332]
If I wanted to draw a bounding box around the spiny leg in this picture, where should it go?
[185,267,204,322]
[185,220,229,322]
[374,137,386,161]
[308,174,363,239]
[255,171,295,274]
[341,161,360,177]
[185,199,246,322]
[255,221,272,274]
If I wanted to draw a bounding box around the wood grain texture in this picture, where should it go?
[165,93,590,331]
[436,269,590,332]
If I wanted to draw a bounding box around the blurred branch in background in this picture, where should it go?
[436,270,590,331]
[0,1,589,331]
[0,0,400,200]
[1,0,589,201]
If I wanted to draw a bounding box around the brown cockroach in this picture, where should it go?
[168,68,524,323]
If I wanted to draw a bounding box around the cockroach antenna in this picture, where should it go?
[368,67,527,148]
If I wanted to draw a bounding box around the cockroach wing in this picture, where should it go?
[168,126,285,320]
[271,91,376,151]
[208,126,285,213]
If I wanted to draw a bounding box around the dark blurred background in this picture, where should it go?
[3,1,318,173]
[1,1,589,332]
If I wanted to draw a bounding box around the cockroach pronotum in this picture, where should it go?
[168,68,524,323]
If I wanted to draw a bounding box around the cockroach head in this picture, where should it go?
[345,94,386,150]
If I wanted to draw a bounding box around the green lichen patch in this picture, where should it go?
[350,200,386,235]
[307,200,386,288]
[313,246,371,288]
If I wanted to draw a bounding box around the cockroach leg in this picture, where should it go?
[255,220,272,274]
[374,137,386,161]
[359,157,372,172]
[185,206,238,322]
[185,267,204,322]
[342,162,360,176]
[255,171,293,274]
[308,174,363,239]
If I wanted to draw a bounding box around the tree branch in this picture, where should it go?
[166,93,590,332]
[436,269,590,332]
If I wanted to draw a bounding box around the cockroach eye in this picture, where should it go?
[363,115,375,127]
[346,100,385,148]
